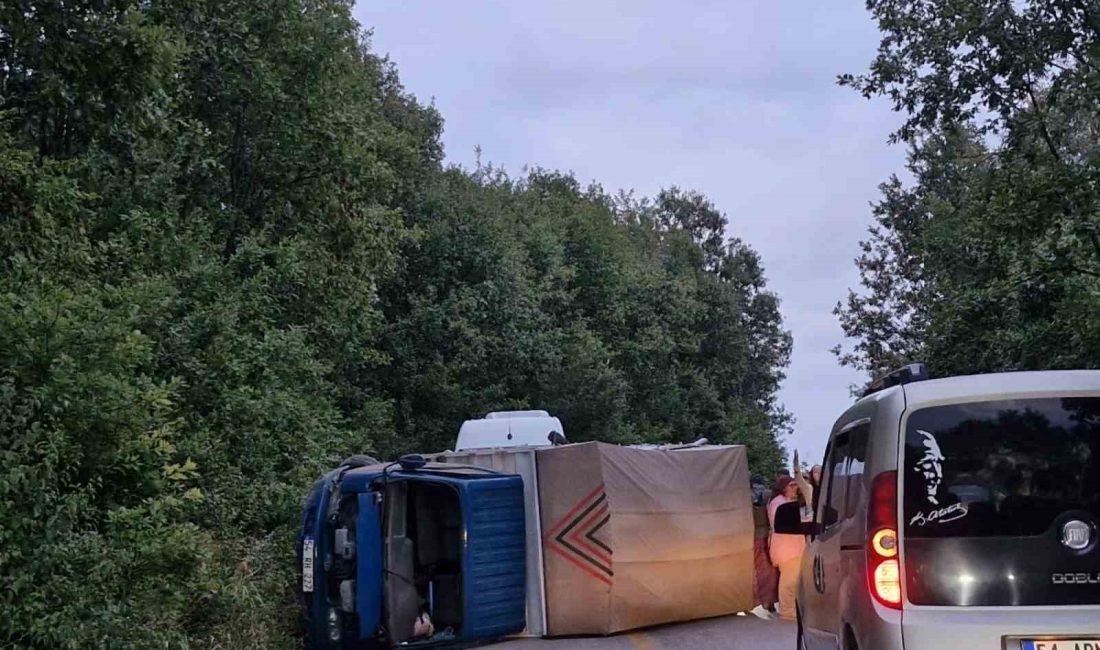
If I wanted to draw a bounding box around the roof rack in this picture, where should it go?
[861,362,929,397]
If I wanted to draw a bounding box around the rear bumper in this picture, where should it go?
[902,606,1100,649]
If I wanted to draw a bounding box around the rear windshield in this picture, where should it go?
[903,397,1100,538]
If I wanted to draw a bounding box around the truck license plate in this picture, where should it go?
[1023,641,1100,650]
[302,537,315,593]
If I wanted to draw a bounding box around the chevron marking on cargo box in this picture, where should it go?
[545,484,613,585]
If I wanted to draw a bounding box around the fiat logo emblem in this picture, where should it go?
[1061,520,1092,550]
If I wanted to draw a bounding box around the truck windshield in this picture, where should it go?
[903,397,1100,539]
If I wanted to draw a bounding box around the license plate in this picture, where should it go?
[1023,641,1100,650]
[301,537,315,593]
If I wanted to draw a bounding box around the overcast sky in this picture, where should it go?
[355,0,906,466]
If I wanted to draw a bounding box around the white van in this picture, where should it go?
[454,411,565,451]
[774,366,1100,650]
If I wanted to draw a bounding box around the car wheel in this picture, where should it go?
[842,625,859,650]
[795,608,805,650]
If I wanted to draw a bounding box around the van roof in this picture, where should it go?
[901,369,1100,409]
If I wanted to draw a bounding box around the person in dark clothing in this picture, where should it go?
[750,475,779,615]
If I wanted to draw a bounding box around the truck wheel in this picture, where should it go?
[340,454,380,468]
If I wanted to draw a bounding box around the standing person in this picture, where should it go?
[792,450,821,520]
[750,476,779,617]
[768,476,805,621]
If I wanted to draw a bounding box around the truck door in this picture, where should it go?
[460,474,527,640]
[356,492,383,639]
[379,471,527,646]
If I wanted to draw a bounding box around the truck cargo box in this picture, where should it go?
[535,442,754,635]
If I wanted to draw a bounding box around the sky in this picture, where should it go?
[354,0,906,466]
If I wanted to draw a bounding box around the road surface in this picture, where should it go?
[490,614,795,650]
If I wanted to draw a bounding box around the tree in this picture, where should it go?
[836,0,1100,378]
[377,169,792,473]
[2,0,440,645]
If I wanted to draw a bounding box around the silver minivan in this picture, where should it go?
[774,366,1100,650]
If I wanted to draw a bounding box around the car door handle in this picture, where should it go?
[812,554,825,593]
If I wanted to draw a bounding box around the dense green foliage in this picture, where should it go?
[835,0,1100,378]
[0,1,790,646]
[380,170,792,465]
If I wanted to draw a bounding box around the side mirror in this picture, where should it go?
[398,454,427,471]
[773,501,822,535]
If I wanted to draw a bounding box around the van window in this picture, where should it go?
[844,423,870,520]
[818,432,849,529]
[811,441,831,516]
[903,397,1100,538]
[816,422,871,527]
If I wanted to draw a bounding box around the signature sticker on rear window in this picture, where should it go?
[909,502,968,527]
[908,429,970,526]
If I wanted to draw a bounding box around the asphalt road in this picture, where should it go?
[490,614,795,650]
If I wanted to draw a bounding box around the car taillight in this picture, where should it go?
[873,559,901,604]
[867,470,901,609]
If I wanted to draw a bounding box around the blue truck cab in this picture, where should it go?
[297,457,527,648]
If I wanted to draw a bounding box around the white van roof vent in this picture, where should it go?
[456,411,564,450]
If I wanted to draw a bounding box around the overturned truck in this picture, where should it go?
[298,442,754,648]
